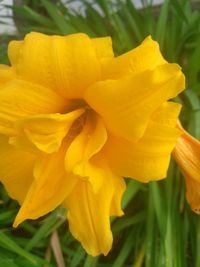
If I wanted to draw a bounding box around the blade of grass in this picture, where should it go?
[41,0,76,34]
[112,211,146,233]
[12,5,55,27]
[145,190,156,267]
[112,229,135,267]
[25,208,65,251]
[83,255,98,267]
[150,182,166,235]
[0,231,36,263]
[155,0,169,49]
[69,246,85,267]
[122,180,143,209]
[0,259,19,267]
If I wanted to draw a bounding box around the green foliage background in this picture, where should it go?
[0,0,200,266]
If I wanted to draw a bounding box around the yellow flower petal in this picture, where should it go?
[0,33,186,256]
[109,175,126,217]
[173,124,200,213]
[7,41,23,66]
[185,177,200,214]
[8,32,101,99]
[64,156,124,256]
[85,63,185,142]
[104,102,182,182]
[0,79,67,136]
[101,36,166,79]
[0,135,35,204]
[92,36,114,60]
[151,102,182,127]
[65,113,107,192]
[13,141,77,227]
[10,109,84,154]
[0,65,16,84]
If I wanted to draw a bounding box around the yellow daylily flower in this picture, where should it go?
[0,32,185,256]
[173,122,200,214]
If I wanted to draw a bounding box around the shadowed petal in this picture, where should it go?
[13,141,77,227]
[64,156,125,256]
[10,109,84,154]
[0,79,67,136]
[0,65,16,84]
[185,177,200,214]
[65,113,107,192]
[173,124,200,213]
[109,175,126,217]
[104,102,182,182]
[0,135,36,204]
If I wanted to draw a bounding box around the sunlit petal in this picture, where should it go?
[10,109,84,154]
[92,36,114,60]
[8,32,101,98]
[85,64,184,141]
[101,36,166,79]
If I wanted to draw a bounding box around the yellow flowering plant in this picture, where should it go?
[0,32,185,256]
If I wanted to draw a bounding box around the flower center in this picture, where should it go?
[65,99,92,141]
[64,99,90,114]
